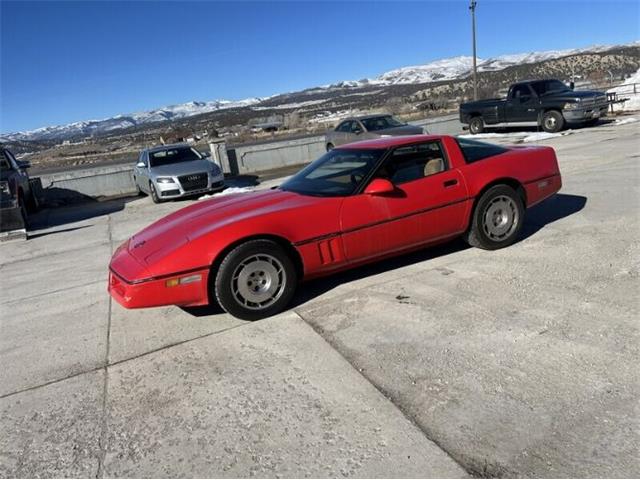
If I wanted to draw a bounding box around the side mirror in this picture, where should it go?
[364,178,395,196]
[201,150,211,158]
[17,160,31,169]
[136,162,145,168]
[353,128,363,135]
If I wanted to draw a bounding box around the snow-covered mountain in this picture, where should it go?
[1,98,262,142]
[2,42,637,143]
[328,42,638,88]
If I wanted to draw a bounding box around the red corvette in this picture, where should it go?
[109,135,561,320]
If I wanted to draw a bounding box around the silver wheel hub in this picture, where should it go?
[232,254,286,310]
[483,195,518,240]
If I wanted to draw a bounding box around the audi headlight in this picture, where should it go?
[156,177,175,184]
[0,181,10,195]
[210,163,221,175]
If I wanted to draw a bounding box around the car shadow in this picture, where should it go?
[28,191,133,231]
[520,193,587,240]
[180,192,587,318]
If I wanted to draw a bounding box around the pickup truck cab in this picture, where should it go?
[460,79,609,134]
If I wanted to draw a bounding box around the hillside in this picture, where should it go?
[3,42,639,169]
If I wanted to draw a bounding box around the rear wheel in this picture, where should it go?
[464,185,524,250]
[541,110,564,133]
[469,116,485,135]
[149,181,161,203]
[213,239,298,320]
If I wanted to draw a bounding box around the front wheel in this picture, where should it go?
[213,240,298,320]
[464,185,524,250]
[469,116,485,135]
[541,110,565,133]
[149,182,161,203]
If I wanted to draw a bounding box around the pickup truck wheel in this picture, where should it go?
[149,182,161,204]
[541,110,564,133]
[213,239,298,320]
[464,185,524,250]
[469,116,485,134]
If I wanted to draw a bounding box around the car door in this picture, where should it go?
[505,84,539,123]
[134,152,149,192]
[340,141,468,262]
[332,121,352,146]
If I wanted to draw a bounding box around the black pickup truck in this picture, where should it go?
[460,79,609,134]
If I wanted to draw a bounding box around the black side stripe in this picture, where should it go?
[293,196,474,247]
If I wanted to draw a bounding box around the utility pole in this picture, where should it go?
[470,0,478,100]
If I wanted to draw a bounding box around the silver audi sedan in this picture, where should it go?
[133,144,225,203]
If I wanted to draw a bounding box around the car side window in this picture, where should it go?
[379,142,447,185]
[512,84,532,99]
[351,121,363,133]
[337,121,352,133]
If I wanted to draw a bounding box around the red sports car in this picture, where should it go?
[109,135,561,320]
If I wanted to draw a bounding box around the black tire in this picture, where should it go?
[326,143,334,151]
[149,182,161,203]
[213,239,298,320]
[464,185,524,250]
[469,116,485,135]
[541,110,565,133]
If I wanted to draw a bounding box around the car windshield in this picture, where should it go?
[280,148,385,197]
[149,147,202,167]
[531,80,571,95]
[361,115,405,131]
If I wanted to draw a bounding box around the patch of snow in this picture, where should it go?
[608,68,640,112]
[614,117,638,125]
[199,187,254,200]
[458,132,525,139]
[522,132,567,142]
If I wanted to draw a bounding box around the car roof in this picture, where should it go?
[341,113,394,122]
[337,134,448,150]
[145,143,192,153]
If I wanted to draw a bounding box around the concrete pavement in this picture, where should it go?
[0,119,638,477]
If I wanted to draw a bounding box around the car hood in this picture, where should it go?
[375,125,424,135]
[544,89,605,100]
[127,189,335,264]
[150,159,215,177]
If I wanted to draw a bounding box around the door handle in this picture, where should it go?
[443,179,458,188]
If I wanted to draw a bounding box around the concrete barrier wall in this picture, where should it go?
[227,135,326,175]
[39,164,137,202]
[410,114,463,135]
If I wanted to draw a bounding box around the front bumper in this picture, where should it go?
[563,105,608,122]
[108,243,210,308]
[154,173,225,199]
